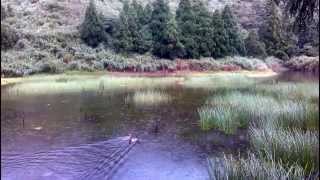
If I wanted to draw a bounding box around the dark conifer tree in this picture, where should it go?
[210,11,228,58]
[222,6,246,56]
[176,0,197,58]
[245,31,267,57]
[193,1,213,57]
[259,0,287,56]
[114,1,152,54]
[80,0,106,47]
[150,0,184,59]
[114,1,136,53]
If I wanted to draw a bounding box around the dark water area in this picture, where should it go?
[275,71,319,82]
[1,72,318,180]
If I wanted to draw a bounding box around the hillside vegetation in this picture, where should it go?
[1,0,319,77]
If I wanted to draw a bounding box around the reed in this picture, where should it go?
[198,106,239,134]
[250,127,319,173]
[208,153,306,180]
[200,92,319,133]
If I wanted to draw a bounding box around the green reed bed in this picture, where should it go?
[250,127,319,173]
[208,153,306,180]
[198,106,239,134]
[198,93,274,133]
[199,92,319,134]
[3,75,181,97]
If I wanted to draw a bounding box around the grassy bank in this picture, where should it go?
[1,70,278,87]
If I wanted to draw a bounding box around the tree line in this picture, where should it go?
[80,0,312,60]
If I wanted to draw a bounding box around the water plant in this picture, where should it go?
[128,90,172,106]
[250,127,319,173]
[208,153,307,180]
[2,75,182,97]
[198,106,239,134]
[199,92,319,133]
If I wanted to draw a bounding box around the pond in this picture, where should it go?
[1,71,318,180]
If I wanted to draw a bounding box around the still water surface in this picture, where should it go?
[1,72,317,180]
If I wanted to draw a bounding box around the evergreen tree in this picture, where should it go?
[114,1,137,53]
[245,31,267,57]
[259,0,287,56]
[176,0,197,58]
[114,1,152,54]
[193,2,213,57]
[210,11,228,58]
[150,0,184,59]
[133,1,153,53]
[222,6,246,56]
[80,0,106,47]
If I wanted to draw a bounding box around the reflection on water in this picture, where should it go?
[1,72,318,180]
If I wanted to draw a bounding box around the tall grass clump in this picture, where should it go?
[199,93,279,133]
[128,90,171,106]
[208,153,306,180]
[198,106,239,134]
[276,101,319,130]
[206,93,279,122]
[250,127,319,173]
[201,92,319,132]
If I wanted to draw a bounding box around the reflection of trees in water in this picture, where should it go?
[79,89,127,136]
[1,107,25,128]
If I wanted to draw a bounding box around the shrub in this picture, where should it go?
[275,50,290,61]
[285,56,319,73]
[221,56,268,71]
[1,24,19,50]
[36,61,64,74]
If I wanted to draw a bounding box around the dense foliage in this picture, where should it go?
[79,0,317,60]
[149,0,184,59]
[80,0,107,47]
[275,0,319,30]
[81,0,246,59]
[1,24,19,50]
[259,0,289,59]
[245,31,267,58]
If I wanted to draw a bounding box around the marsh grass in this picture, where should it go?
[198,106,239,134]
[208,153,307,180]
[250,127,319,173]
[3,75,181,97]
[128,90,172,106]
[199,92,319,133]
